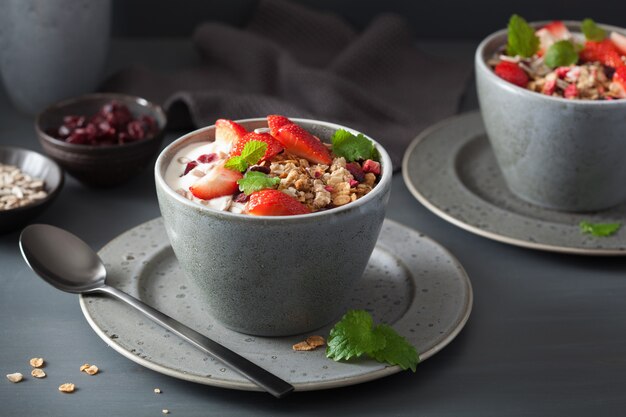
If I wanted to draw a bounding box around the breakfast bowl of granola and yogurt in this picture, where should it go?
[155,116,392,336]
[476,16,626,212]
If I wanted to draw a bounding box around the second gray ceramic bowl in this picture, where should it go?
[476,21,626,212]
[155,119,392,336]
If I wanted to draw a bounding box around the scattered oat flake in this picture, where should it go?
[292,335,326,351]
[79,364,90,372]
[154,388,161,394]
[83,365,98,375]
[6,373,23,383]
[59,383,75,393]
[162,409,170,414]
[31,369,46,378]
[30,357,44,368]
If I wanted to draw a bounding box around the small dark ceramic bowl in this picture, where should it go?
[35,93,167,187]
[0,146,64,234]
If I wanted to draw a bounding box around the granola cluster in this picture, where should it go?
[268,152,376,211]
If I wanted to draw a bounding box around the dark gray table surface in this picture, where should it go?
[2,39,626,417]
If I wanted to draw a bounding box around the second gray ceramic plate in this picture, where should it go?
[403,111,626,255]
[79,217,472,391]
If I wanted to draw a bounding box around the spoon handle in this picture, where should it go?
[97,285,294,398]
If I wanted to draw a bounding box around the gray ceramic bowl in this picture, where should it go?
[36,93,167,187]
[155,118,392,336]
[476,21,626,212]
[0,146,63,234]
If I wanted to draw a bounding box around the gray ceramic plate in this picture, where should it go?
[403,111,626,256]
[79,217,472,391]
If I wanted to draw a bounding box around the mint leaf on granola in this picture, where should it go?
[580,221,621,237]
[326,310,419,371]
[225,140,268,172]
[326,310,386,361]
[331,129,378,162]
[371,324,419,372]
[582,18,606,41]
[507,14,540,58]
[544,40,579,68]
[237,171,280,195]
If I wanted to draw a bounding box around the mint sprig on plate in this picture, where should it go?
[326,310,419,372]
[507,14,539,58]
[579,221,621,237]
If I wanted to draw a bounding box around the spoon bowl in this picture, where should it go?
[19,224,293,398]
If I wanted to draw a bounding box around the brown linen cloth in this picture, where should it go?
[102,0,471,169]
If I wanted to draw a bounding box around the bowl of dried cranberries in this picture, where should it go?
[35,93,167,187]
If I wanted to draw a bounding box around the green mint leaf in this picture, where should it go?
[506,14,540,58]
[326,310,386,361]
[544,40,579,68]
[240,140,268,166]
[224,156,248,172]
[582,18,606,41]
[579,221,621,237]
[331,129,377,162]
[371,324,420,372]
[237,171,280,195]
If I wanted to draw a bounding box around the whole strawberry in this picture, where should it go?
[494,61,529,87]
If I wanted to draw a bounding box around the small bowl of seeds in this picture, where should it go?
[0,146,64,234]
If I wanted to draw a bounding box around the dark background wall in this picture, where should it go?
[111,0,626,40]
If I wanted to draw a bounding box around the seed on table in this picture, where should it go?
[154,388,161,394]
[6,373,23,383]
[30,357,45,368]
[162,410,170,414]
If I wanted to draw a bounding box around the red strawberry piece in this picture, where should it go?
[245,189,311,216]
[555,67,570,78]
[215,119,247,150]
[494,61,529,88]
[536,21,571,56]
[610,31,626,55]
[362,159,381,175]
[183,161,198,176]
[267,115,293,137]
[612,66,626,98]
[349,179,359,188]
[563,84,578,99]
[231,132,284,161]
[189,162,243,200]
[197,153,218,164]
[580,40,624,68]
[274,123,333,165]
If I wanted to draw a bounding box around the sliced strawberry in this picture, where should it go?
[245,189,311,216]
[610,31,626,56]
[580,39,624,68]
[563,84,578,99]
[612,66,626,98]
[231,132,284,161]
[274,123,333,165]
[267,115,293,137]
[214,119,247,151]
[536,21,571,56]
[494,61,529,87]
[189,162,243,200]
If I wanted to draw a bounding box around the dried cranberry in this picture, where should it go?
[349,179,359,187]
[362,159,381,175]
[234,193,249,203]
[324,185,334,192]
[127,120,145,140]
[345,162,365,182]
[197,153,217,164]
[183,161,198,176]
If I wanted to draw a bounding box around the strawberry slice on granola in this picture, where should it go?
[536,21,571,56]
[231,132,284,161]
[274,123,333,165]
[580,39,624,68]
[215,119,247,151]
[189,162,243,200]
[245,189,311,216]
[267,114,293,137]
[612,66,626,98]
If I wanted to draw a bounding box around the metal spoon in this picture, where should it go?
[19,224,294,398]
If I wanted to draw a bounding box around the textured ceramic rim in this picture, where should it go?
[402,111,626,256]
[477,20,626,106]
[78,217,473,391]
[0,145,64,214]
[154,118,393,221]
[35,92,167,150]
